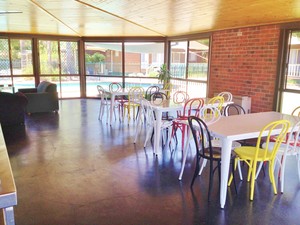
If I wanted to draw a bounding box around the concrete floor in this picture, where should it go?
[2,99,300,225]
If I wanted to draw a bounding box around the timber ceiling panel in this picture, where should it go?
[1,0,300,37]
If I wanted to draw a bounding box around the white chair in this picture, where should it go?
[97,85,117,122]
[134,99,173,152]
[260,120,300,193]
[218,91,233,102]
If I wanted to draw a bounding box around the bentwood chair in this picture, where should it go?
[188,116,237,201]
[207,96,225,115]
[145,85,160,100]
[171,98,204,150]
[178,105,221,180]
[173,90,189,104]
[134,99,173,150]
[123,87,144,121]
[217,91,233,102]
[196,105,243,178]
[97,85,117,121]
[223,103,246,116]
[292,106,300,116]
[229,120,290,200]
[260,120,300,193]
[109,82,127,118]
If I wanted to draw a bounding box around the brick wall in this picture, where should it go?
[209,25,281,112]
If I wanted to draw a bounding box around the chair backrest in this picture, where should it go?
[188,116,215,160]
[145,85,160,100]
[256,120,290,161]
[292,106,300,117]
[199,105,221,125]
[208,96,224,113]
[140,98,155,124]
[173,90,189,104]
[97,85,108,102]
[223,103,246,116]
[109,82,122,92]
[179,98,204,118]
[37,81,57,93]
[282,120,300,155]
[217,92,233,102]
[150,92,168,102]
[128,87,144,103]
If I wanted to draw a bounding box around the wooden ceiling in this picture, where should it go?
[1,0,300,37]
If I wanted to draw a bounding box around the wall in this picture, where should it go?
[209,25,281,112]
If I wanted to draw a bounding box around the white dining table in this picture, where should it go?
[150,98,233,155]
[206,111,300,208]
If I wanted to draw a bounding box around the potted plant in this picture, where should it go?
[157,64,172,91]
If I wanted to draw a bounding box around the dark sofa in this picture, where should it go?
[18,81,59,114]
[0,92,28,126]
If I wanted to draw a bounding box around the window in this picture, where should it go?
[84,42,123,97]
[0,38,34,91]
[169,38,210,98]
[39,40,79,98]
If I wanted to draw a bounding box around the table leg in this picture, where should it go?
[109,94,116,125]
[220,138,232,209]
[178,125,191,180]
[3,207,15,225]
[153,110,163,155]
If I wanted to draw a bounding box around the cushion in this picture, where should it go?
[37,81,57,93]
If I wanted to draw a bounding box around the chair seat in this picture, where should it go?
[235,146,272,161]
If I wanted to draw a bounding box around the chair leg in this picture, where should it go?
[191,155,201,187]
[198,158,207,175]
[269,160,277,195]
[250,160,257,201]
[208,160,214,202]
[231,159,238,194]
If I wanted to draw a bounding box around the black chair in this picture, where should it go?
[145,85,160,100]
[188,116,237,201]
[150,91,168,102]
[223,103,246,116]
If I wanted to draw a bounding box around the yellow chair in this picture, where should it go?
[207,96,224,116]
[229,119,290,201]
[123,87,144,121]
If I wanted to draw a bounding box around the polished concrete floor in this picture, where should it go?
[2,99,300,225]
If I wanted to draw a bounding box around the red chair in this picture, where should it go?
[171,98,204,149]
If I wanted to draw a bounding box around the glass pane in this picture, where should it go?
[14,76,35,92]
[11,39,33,75]
[124,77,162,90]
[170,41,187,79]
[124,42,164,77]
[0,38,10,76]
[286,31,300,90]
[86,76,123,97]
[39,40,59,75]
[171,79,206,99]
[60,41,79,75]
[187,39,209,81]
[61,76,80,98]
[84,42,122,76]
[281,92,300,114]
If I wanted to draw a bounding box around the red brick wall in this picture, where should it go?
[209,25,281,112]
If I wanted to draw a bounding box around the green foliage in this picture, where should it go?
[157,64,171,83]
[85,52,105,63]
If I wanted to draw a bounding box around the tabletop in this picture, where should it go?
[208,111,300,140]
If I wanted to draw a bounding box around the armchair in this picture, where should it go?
[18,81,59,114]
[0,91,28,126]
